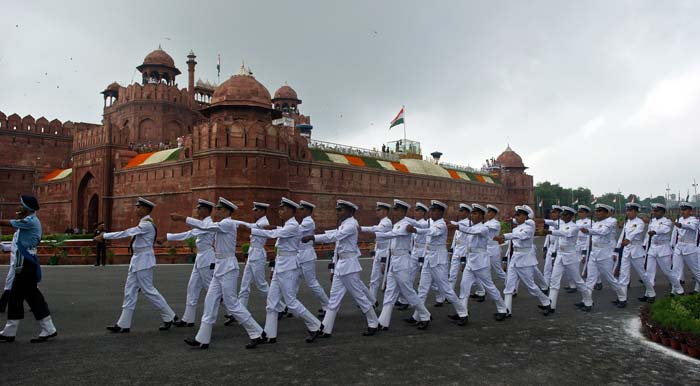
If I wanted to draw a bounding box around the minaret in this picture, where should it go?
[187,50,197,99]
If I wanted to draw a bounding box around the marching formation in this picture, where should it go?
[1,195,699,349]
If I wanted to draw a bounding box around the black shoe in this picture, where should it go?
[159,316,179,331]
[447,314,461,321]
[403,317,418,325]
[594,283,603,291]
[565,288,577,293]
[616,300,627,308]
[184,338,208,349]
[494,313,507,321]
[541,304,554,315]
[106,324,130,333]
[265,337,277,344]
[512,292,518,298]
[0,335,15,342]
[378,324,389,331]
[611,299,620,305]
[433,301,444,308]
[362,327,378,336]
[246,336,265,349]
[474,295,486,303]
[174,319,194,328]
[397,303,409,311]
[416,321,430,330]
[541,288,550,296]
[574,302,585,308]
[580,305,592,312]
[277,312,285,320]
[305,328,322,343]
[537,304,549,310]
[30,332,57,343]
[456,316,468,326]
[317,310,326,318]
[319,332,332,338]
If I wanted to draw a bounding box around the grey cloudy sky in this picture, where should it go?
[2,1,700,199]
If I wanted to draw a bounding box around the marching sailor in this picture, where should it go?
[396,202,430,310]
[162,199,216,327]
[302,200,380,337]
[494,205,553,316]
[575,205,594,292]
[448,204,508,324]
[362,200,432,330]
[361,202,393,305]
[643,203,685,296]
[0,195,58,343]
[672,202,699,294]
[451,204,483,302]
[544,206,592,313]
[236,202,271,308]
[0,220,19,313]
[171,197,265,349]
[616,203,656,303]
[239,198,322,343]
[579,204,627,309]
[405,200,468,329]
[99,197,178,332]
[294,200,330,316]
[542,205,563,291]
[485,205,507,286]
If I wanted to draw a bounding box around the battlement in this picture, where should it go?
[105,82,196,111]
[0,111,74,137]
[72,123,108,149]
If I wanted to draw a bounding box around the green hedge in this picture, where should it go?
[650,293,700,335]
[1,233,93,242]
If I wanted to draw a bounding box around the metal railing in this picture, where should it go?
[309,139,400,161]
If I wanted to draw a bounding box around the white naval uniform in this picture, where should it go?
[581,217,626,301]
[485,218,507,285]
[645,217,684,295]
[253,218,321,339]
[166,216,216,324]
[543,219,561,287]
[503,220,551,314]
[672,216,699,292]
[314,217,378,334]
[455,221,507,315]
[547,220,592,309]
[616,218,655,299]
[576,218,591,274]
[237,216,270,308]
[375,217,431,327]
[103,215,176,328]
[399,219,429,305]
[670,227,686,285]
[294,215,330,310]
[185,217,263,344]
[449,219,470,294]
[362,217,393,303]
[413,218,468,319]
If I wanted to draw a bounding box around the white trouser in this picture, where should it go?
[117,268,175,328]
[585,258,626,301]
[195,269,263,344]
[532,266,548,290]
[543,252,555,287]
[504,265,550,308]
[322,271,378,334]
[264,268,321,339]
[679,252,700,292]
[448,254,463,289]
[0,316,56,338]
[238,259,269,308]
[378,268,431,327]
[459,266,506,315]
[672,251,686,284]
[549,259,592,308]
[294,260,330,310]
[414,263,467,318]
[619,256,656,298]
[398,257,421,304]
[490,252,507,284]
[182,265,214,323]
[368,254,386,302]
[646,253,685,295]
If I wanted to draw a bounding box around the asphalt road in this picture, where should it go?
[1,239,699,386]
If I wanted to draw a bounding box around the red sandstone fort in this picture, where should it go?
[0,47,533,235]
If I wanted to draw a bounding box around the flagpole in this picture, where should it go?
[402,104,406,154]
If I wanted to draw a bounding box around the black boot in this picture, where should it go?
[416,320,430,330]
[106,324,130,333]
[456,316,468,326]
[433,301,444,308]
[494,312,507,321]
[403,317,418,325]
[306,325,323,343]
[616,300,627,308]
[0,335,15,342]
[159,316,180,331]
[245,335,265,349]
[30,332,57,343]
[362,327,378,336]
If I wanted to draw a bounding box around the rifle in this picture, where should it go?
[643,221,654,270]
[381,249,392,291]
[613,219,627,278]
[581,219,594,279]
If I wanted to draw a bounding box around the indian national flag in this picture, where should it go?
[389,107,405,129]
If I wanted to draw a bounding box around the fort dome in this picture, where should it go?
[142,48,176,68]
[496,145,525,169]
[211,65,272,109]
[274,84,298,100]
